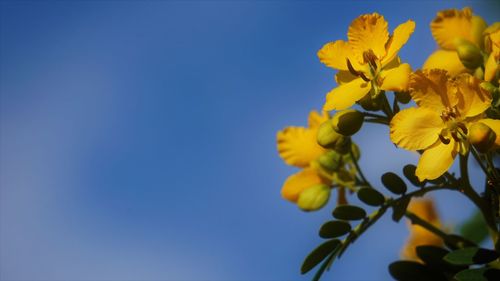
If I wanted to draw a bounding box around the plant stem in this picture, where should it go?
[350,146,371,186]
[470,147,491,178]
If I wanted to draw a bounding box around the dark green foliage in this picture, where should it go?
[319,221,351,239]
[402,165,421,187]
[357,187,385,206]
[443,247,499,266]
[454,267,500,281]
[391,196,411,222]
[389,261,447,281]
[382,172,407,194]
[332,205,366,220]
[301,239,341,274]
[459,211,489,244]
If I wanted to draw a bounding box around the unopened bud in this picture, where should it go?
[468,123,497,153]
[297,184,330,211]
[480,82,499,95]
[334,136,351,154]
[317,150,343,172]
[331,110,364,136]
[358,91,382,111]
[395,91,412,104]
[455,39,483,69]
[317,121,342,149]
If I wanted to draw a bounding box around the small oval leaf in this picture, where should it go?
[357,187,385,206]
[389,260,446,281]
[454,267,500,281]
[332,205,366,220]
[416,245,450,267]
[382,172,407,194]
[444,247,499,266]
[403,164,421,187]
[319,221,351,238]
[392,196,411,222]
[301,239,341,274]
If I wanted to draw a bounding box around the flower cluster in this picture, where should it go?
[276,7,500,281]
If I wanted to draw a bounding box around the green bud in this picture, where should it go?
[455,39,483,69]
[358,91,382,111]
[317,121,342,149]
[468,123,497,153]
[297,184,330,212]
[331,110,364,136]
[395,91,412,104]
[317,150,343,172]
[334,136,351,154]
[480,82,499,95]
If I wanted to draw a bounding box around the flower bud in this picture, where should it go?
[334,136,351,154]
[317,150,342,172]
[358,91,382,111]
[297,184,330,211]
[317,121,342,149]
[331,110,364,136]
[468,123,497,153]
[455,39,483,69]
[480,81,499,95]
[395,91,412,104]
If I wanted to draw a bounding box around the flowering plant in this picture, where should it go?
[276,7,500,281]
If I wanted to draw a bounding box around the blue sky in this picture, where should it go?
[1,1,499,280]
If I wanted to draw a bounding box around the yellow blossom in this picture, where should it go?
[484,22,500,82]
[390,70,500,181]
[401,198,443,261]
[318,13,415,111]
[423,7,487,76]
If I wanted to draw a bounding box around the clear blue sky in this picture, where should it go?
[1,1,499,280]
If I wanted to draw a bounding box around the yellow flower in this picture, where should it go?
[318,13,415,111]
[277,111,329,168]
[484,22,500,82]
[401,198,443,261]
[390,70,500,181]
[277,111,331,202]
[423,7,487,76]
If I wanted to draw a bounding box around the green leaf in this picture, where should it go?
[301,239,341,274]
[332,205,366,220]
[357,187,385,206]
[391,196,411,222]
[443,234,477,250]
[454,267,500,281]
[403,165,421,187]
[382,172,407,194]
[416,246,450,267]
[389,261,447,281]
[444,247,499,266]
[459,211,489,244]
[319,221,351,239]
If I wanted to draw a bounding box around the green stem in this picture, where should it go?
[470,147,491,178]
[380,93,394,120]
[350,146,371,186]
[361,112,388,119]
[404,211,459,245]
[459,154,498,245]
[364,118,389,126]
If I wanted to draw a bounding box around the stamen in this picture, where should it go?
[358,72,371,82]
[346,59,358,76]
[439,134,450,145]
[362,50,378,71]
[451,132,460,142]
[457,123,468,135]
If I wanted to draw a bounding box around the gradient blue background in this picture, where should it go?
[1,1,499,280]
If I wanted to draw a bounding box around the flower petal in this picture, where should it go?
[318,40,356,71]
[308,110,329,128]
[277,126,325,168]
[390,107,443,150]
[382,20,416,66]
[455,74,492,117]
[484,52,499,82]
[479,119,500,146]
[323,78,371,111]
[347,13,389,61]
[423,50,468,76]
[281,168,327,202]
[430,7,487,50]
[379,63,412,92]
[416,140,458,181]
[410,69,457,111]
[335,70,358,85]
